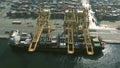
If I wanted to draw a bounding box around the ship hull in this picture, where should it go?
[9,44,103,54]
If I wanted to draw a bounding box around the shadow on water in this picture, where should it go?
[12,49,104,60]
[81,52,103,60]
[8,50,104,68]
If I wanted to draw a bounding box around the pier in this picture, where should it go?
[0,28,120,44]
[0,19,120,44]
[0,35,9,39]
[90,29,120,44]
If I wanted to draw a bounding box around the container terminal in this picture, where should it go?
[7,0,106,55]
[0,0,120,68]
[1,0,120,55]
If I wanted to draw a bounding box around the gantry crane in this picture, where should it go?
[64,9,77,54]
[28,9,51,52]
[76,9,94,55]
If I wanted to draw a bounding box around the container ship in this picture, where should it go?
[8,0,105,55]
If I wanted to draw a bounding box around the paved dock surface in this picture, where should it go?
[0,17,120,44]
[1,1,120,43]
[90,29,120,44]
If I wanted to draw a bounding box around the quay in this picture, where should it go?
[90,28,120,44]
[0,35,9,39]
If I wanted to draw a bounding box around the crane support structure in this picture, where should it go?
[28,9,51,52]
[64,9,76,54]
[76,9,94,55]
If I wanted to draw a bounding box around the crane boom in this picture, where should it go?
[76,9,94,55]
[28,8,51,52]
[64,9,76,54]
[67,28,74,54]
[28,25,44,52]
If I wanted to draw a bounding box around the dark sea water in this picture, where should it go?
[0,39,120,68]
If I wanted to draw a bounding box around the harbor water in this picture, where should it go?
[0,39,120,68]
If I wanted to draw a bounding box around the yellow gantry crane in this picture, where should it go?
[64,9,77,54]
[28,9,51,52]
[76,9,94,55]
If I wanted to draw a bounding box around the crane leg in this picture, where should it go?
[67,29,74,54]
[28,26,44,52]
